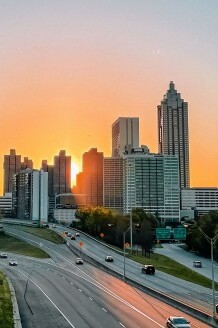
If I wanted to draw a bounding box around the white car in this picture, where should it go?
[0,253,8,258]
[166,316,191,328]
[75,232,80,236]
[75,258,83,265]
[9,260,18,266]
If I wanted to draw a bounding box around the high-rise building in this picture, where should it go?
[82,148,103,207]
[12,169,48,222]
[41,160,54,197]
[157,82,190,188]
[53,150,71,194]
[112,117,139,157]
[103,157,123,213]
[21,157,33,170]
[123,149,180,223]
[3,149,21,194]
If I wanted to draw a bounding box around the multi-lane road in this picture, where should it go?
[0,225,215,328]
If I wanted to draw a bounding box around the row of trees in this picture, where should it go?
[74,207,160,256]
[186,211,218,259]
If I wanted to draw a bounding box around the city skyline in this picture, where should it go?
[1,1,218,192]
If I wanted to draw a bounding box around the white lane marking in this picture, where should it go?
[89,297,93,301]
[6,229,164,327]
[119,323,125,328]
[79,289,82,292]
[12,268,76,328]
[62,277,65,279]
[102,308,107,312]
[71,282,74,285]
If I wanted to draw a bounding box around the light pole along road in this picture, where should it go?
[199,228,218,318]
[1,225,211,328]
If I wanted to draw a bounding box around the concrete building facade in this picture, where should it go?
[112,117,139,157]
[82,148,103,207]
[3,149,21,194]
[53,150,71,194]
[181,188,218,217]
[12,169,48,222]
[103,157,123,213]
[123,150,180,223]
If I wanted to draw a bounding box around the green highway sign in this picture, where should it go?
[173,228,186,240]
[156,228,171,240]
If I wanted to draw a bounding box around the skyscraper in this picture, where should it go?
[157,82,190,188]
[112,117,139,157]
[53,150,71,194]
[3,149,21,194]
[82,148,103,207]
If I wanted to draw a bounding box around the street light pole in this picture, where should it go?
[123,226,130,282]
[199,228,218,318]
[127,163,133,254]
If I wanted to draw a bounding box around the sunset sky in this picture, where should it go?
[1,0,218,194]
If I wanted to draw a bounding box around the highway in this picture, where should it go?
[0,225,215,327]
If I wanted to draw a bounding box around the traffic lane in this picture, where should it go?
[17,262,164,328]
[4,226,216,313]
[17,256,209,328]
[0,252,210,328]
[67,238,215,312]
[4,226,217,315]
[3,266,71,328]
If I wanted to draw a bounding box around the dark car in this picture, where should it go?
[71,235,76,240]
[105,256,113,262]
[141,264,155,275]
[166,316,191,328]
[75,258,83,265]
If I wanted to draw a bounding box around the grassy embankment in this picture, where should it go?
[11,226,64,244]
[0,271,13,328]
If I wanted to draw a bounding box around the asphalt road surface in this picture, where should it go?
[0,225,215,328]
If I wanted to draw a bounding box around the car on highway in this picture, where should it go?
[75,232,80,236]
[51,224,56,228]
[0,253,8,258]
[64,231,68,235]
[193,260,202,268]
[71,235,76,240]
[105,256,113,262]
[67,233,72,237]
[166,316,191,328]
[9,260,18,266]
[141,264,155,275]
[75,258,83,265]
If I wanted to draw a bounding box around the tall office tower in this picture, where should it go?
[3,149,21,194]
[123,149,180,224]
[103,157,123,213]
[157,81,190,188]
[53,150,71,194]
[41,160,54,196]
[82,148,103,207]
[112,117,139,157]
[21,157,33,170]
[12,169,48,222]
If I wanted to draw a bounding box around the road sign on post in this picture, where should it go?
[156,228,171,240]
[173,228,186,240]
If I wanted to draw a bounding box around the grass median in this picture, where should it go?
[0,233,49,258]
[0,271,13,328]
[7,226,64,244]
